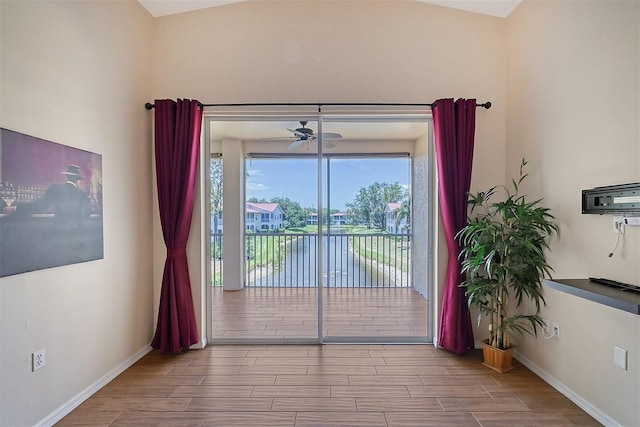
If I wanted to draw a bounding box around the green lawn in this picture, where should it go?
[246,234,284,270]
[350,234,410,273]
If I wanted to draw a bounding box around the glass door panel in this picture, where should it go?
[209,118,320,343]
[320,118,429,342]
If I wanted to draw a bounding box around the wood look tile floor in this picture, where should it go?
[56,345,601,427]
[212,287,428,339]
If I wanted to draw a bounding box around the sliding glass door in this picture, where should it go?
[206,113,432,344]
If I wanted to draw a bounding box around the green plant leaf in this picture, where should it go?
[459,158,558,349]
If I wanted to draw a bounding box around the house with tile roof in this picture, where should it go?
[246,202,284,231]
[386,202,409,234]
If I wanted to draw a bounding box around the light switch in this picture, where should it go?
[613,346,627,370]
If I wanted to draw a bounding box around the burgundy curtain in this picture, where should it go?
[151,99,203,353]
[433,98,476,354]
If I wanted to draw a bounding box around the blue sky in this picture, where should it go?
[246,157,410,211]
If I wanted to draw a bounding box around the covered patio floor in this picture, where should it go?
[211,287,428,341]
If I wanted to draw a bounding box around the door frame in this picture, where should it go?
[203,109,435,345]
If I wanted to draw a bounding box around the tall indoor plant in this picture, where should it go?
[457,159,559,372]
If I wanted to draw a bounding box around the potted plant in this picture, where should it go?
[457,159,559,373]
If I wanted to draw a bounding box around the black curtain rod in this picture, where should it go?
[144,101,492,110]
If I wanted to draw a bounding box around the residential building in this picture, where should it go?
[245,202,283,231]
[307,212,318,225]
[330,211,349,225]
[213,202,284,233]
[1,1,638,426]
[307,211,349,226]
[386,202,409,234]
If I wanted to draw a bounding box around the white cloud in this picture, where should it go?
[246,182,270,192]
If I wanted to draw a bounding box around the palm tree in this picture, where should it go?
[395,197,410,235]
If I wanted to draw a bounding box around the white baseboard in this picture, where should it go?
[36,344,153,427]
[33,342,619,427]
[515,351,621,427]
[191,337,208,349]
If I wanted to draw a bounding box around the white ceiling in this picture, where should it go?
[138,0,522,19]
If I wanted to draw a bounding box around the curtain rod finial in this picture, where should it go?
[145,102,155,110]
[480,101,491,109]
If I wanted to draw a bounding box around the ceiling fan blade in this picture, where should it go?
[311,139,336,148]
[288,139,306,150]
[323,140,336,148]
[321,132,343,139]
[287,128,306,138]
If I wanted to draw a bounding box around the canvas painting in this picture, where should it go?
[0,128,103,277]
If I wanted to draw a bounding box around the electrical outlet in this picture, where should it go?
[622,217,640,226]
[613,217,625,234]
[552,322,560,338]
[542,318,550,333]
[32,349,45,371]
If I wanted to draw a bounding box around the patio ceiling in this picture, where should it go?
[208,119,429,143]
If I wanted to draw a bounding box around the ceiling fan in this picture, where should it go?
[285,121,342,150]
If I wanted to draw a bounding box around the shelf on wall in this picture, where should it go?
[545,279,640,315]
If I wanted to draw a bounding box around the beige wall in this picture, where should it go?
[150,0,508,346]
[506,1,640,426]
[0,1,155,425]
[151,0,507,191]
[8,0,638,425]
